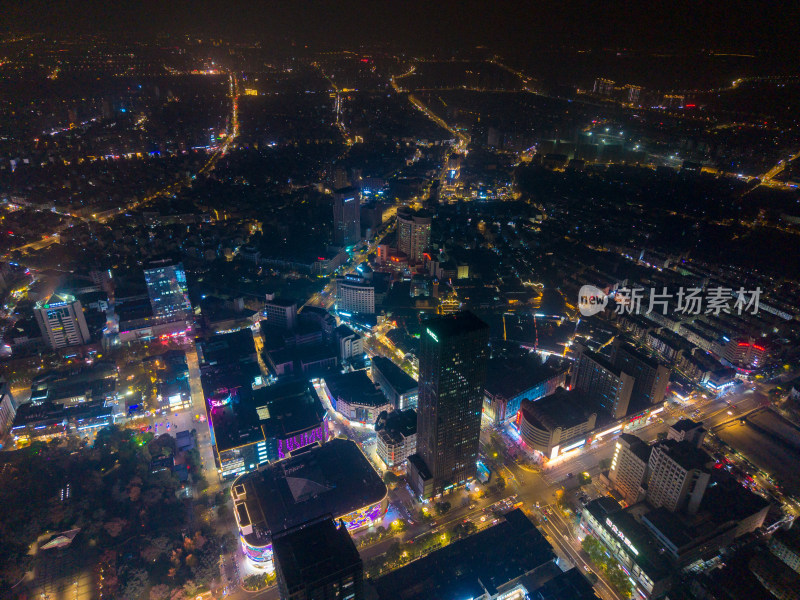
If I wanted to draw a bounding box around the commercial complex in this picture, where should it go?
[371,355,418,410]
[586,427,770,598]
[396,207,432,263]
[208,379,327,479]
[580,497,673,599]
[483,354,568,424]
[34,293,91,349]
[231,439,387,571]
[332,186,360,248]
[273,517,363,600]
[12,399,114,441]
[408,311,489,499]
[143,258,192,320]
[516,390,597,460]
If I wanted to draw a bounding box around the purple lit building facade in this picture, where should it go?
[277,419,328,459]
[207,380,329,479]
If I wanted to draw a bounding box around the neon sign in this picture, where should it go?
[340,501,384,530]
[427,328,439,342]
[606,517,639,556]
[277,420,328,459]
[209,391,233,408]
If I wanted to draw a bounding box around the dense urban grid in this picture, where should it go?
[1,3,800,600]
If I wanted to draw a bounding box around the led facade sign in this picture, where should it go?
[606,517,639,556]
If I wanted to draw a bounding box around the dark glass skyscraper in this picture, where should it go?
[332,186,361,248]
[409,311,489,499]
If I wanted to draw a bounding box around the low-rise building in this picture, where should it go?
[375,408,417,469]
[580,497,673,599]
[371,356,418,410]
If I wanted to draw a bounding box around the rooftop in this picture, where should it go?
[670,418,702,433]
[701,472,770,525]
[370,509,555,600]
[324,371,389,408]
[235,439,386,544]
[375,408,417,437]
[371,356,418,394]
[484,353,566,400]
[273,518,361,593]
[208,379,325,453]
[656,439,712,472]
[198,329,257,367]
[519,388,596,431]
[421,311,489,341]
[581,350,626,378]
[618,433,652,463]
[585,499,672,579]
[532,568,600,600]
[614,342,660,369]
[266,298,298,308]
[255,380,327,440]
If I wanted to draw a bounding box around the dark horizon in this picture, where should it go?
[3,0,799,58]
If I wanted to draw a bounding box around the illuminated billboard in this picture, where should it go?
[276,418,328,459]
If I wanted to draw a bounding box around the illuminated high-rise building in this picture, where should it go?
[611,342,670,407]
[396,207,432,263]
[408,311,489,499]
[143,258,192,320]
[573,350,633,419]
[609,433,651,506]
[34,293,92,349]
[332,186,361,248]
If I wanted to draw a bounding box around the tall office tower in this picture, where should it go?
[573,350,634,419]
[593,78,615,96]
[335,275,375,315]
[646,440,711,514]
[34,293,92,349]
[273,517,364,600]
[408,311,489,499]
[264,298,298,331]
[609,433,651,506]
[612,342,670,406]
[396,207,432,263]
[624,84,642,105]
[332,186,361,248]
[0,378,17,438]
[143,258,192,320]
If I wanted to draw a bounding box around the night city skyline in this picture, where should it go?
[0,2,799,600]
